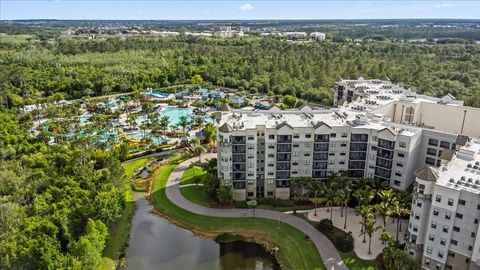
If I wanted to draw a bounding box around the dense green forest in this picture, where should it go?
[1,30,480,269]
[0,111,128,269]
[1,36,480,108]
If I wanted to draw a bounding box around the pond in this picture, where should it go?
[125,197,280,270]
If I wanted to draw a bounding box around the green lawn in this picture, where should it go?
[180,185,210,206]
[151,165,325,270]
[100,157,151,269]
[340,251,378,270]
[180,166,207,184]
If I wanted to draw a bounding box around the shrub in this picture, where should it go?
[333,233,354,252]
[317,219,334,234]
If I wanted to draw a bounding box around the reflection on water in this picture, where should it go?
[125,197,279,270]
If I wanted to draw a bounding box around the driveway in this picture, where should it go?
[165,155,348,270]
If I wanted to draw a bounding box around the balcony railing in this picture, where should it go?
[378,139,395,150]
[350,143,367,151]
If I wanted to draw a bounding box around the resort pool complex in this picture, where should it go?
[127,132,168,145]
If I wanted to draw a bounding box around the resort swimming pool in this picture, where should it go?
[127,132,168,145]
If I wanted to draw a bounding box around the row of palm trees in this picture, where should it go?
[291,175,411,254]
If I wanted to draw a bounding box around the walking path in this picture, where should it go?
[307,207,407,260]
[165,155,347,270]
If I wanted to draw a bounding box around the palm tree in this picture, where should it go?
[193,145,206,162]
[339,188,351,229]
[372,178,389,203]
[127,113,138,129]
[308,179,322,216]
[353,177,373,191]
[375,201,391,229]
[360,216,381,254]
[357,205,373,241]
[353,188,375,207]
[177,115,190,134]
[193,116,204,129]
[380,231,395,249]
[291,177,308,199]
[322,182,336,221]
[159,115,170,135]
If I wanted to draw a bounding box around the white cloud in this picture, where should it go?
[239,3,254,11]
[434,3,453,8]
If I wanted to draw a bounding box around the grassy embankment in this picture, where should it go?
[100,157,151,270]
[151,164,325,270]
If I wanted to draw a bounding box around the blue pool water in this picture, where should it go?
[161,107,194,127]
[127,132,167,145]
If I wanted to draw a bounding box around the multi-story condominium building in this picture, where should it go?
[406,136,480,270]
[216,78,480,201]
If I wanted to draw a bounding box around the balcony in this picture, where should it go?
[377,148,394,159]
[276,171,291,180]
[233,172,246,180]
[232,145,246,153]
[277,135,292,143]
[232,136,246,144]
[349,161,366,170]
[313,161,328,170]
[314,134,330,142]
[378,139,395,150]
[233,164,246,171]
[376,158,393,169]
[276,162,291,171]
[351,134,368,142]
[313,152,328,160]
[349,151,366,160]
[277,153,291,161]
[312,170,328,179]
[314,143,329,152]
[277,144,292,153]
[350,143,367,151]
[232,154,246,163]
[375,167,391,179]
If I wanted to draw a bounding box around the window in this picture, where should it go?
[371,146,378,151]
[440,141,450,148]
[293,143,299,148]
[451,239,458,245]
[397,162,403,167]
[329,151,335,156]
[445,212,451,220]
[443,225,449,233]
[475,219,479,224]
[426,246,432,254]
[399,141,406,148]
[268,135,275,140]
[456,213,463,219]
[429,234,435,241]
[413,225,418,232]
[328,160,334,165]
[433,208,439,215]
[425,259,430,266]
[372,136,377,141]
[477,204,480,210]
[398,152,405,158]
[436,195,442,202]
[431,222,437,229]
[330,133,336,138]
[305,142,311,147]
[303,169,309,174]
[426,157,436,165]
[248,135,254,140]
[293,133,300,139]
[447,198,454,206]
[440,238,446,246]
[341,132,348,137]
[305,134,311,138]
[394,180,401,186]
[304,160,310,165]
[304,152,311,157]
[267,179,274,184]
[427,148,437,156]
[429,139,439,146]
[438,251,444,258]
[469,246,473,251]
[453,226,460,232]
[472,232,476,238]
[416,202,422,207]
[459,199,466,205]
[330,142,336,147]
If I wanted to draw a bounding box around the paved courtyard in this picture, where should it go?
[307,206,408,260]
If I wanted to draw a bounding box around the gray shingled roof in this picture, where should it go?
[440,149,455,161]
[218,123,233,132]
[456,135,469,146]
[414,166,439,182]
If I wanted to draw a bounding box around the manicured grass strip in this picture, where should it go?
[151,165,325,270]
[340,251,378,270]
[180,186,210,207]
[179,166,206,185]
[122,157,151,177]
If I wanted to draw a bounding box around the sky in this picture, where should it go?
[1,1,479,20]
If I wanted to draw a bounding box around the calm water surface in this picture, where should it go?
[125,196,280,270]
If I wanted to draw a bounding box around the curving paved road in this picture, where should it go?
[165,154,348,270]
